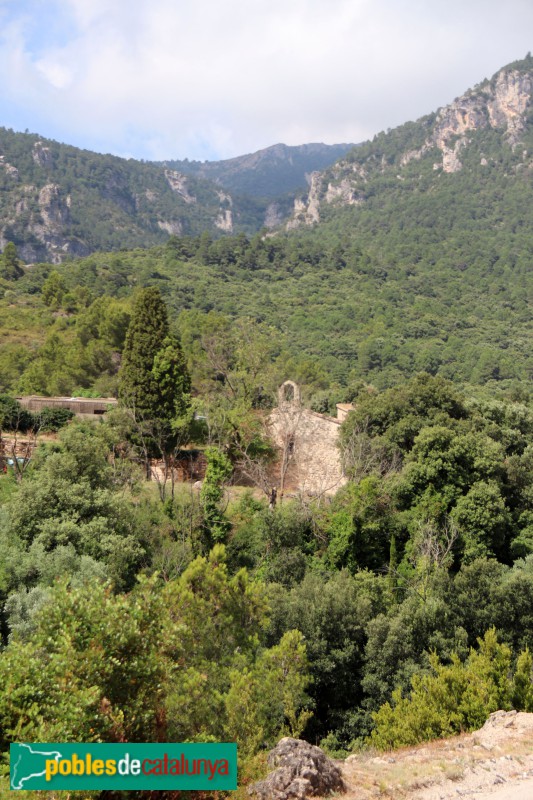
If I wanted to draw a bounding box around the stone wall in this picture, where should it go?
[268,386,348,496]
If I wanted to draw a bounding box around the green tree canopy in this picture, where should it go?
[118,287,171,414]
[0,242,23,281]
[118,287,190,427]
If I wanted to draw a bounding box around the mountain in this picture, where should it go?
[1,56,532,394]
[0,132,353,263]
[287,55,533,230]
[160,142,355,198]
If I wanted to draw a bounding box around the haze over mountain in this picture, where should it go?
[2,55,533,271]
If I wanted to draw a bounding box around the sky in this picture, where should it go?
[0,0,532,162]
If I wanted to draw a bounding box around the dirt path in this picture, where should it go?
[336,711,533,800]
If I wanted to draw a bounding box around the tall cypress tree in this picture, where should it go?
[118,287,169,416]
[118,287,190,429]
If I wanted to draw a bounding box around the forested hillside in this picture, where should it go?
[1,320,532,775]
[0,130,350,263]
[0,227,530,398]
[289,54,533,228]
[0,55,533,800]
[1,58,531,393]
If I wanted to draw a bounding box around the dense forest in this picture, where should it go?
[0,54,532,800]
[0,130,350,262]
[0,227,530,401]
[0,285,532,798]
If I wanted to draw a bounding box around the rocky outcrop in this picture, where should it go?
[157,220,183,235]
[0,156,19,179]
[430,68,532,170]
[432,98,486,152]
[287,173,322,228]
[32,141,54,169]
[400,148,426,167]
[325,178,364,205]
[286,63,533,225]
[488,69,533,140]
[38,184,71,227]
[12,183,89,263]
[216,189,232,206]
[438,138,467,173]
[214,190,234,232]
[164,170,196,203]
[215,209,233,232]
[249,738,345,800]
[0,179,93,263]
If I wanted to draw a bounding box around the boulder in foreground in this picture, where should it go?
[249,737,345,800]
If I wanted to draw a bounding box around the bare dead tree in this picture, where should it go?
[0,407,40,483]
[234,444,275,499]
[268,402,306,498]
[413,518,458,572]
[388,518,460,604]
[117,402,191,504]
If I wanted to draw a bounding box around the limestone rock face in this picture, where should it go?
[216,190,233,206]
[249,738,345,800]
[157,220,183,235]
[305,174,321,224]
[287,173,321,229]
[0,156,19,179]
[164,170,196,203]
[433,99,486,151]
[431,68,532,169]
[439,138,467,173]
[8,183,89,263]
[215,208,233,232]
[286,64,533,225]
[215,191,234,232]
[325,178,364,205]
[38,184,71,227]
[488,69,533,139]
[286,197,308,230]
[32,141,54,169]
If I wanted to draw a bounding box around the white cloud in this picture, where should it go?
[0,0,532,159]
[35,58,73,89]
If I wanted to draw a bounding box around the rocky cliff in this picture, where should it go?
[288,56,533,228]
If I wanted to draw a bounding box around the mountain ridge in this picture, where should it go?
[287,54,533,228]
[0,133,353,263]
[159,141,355,198]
